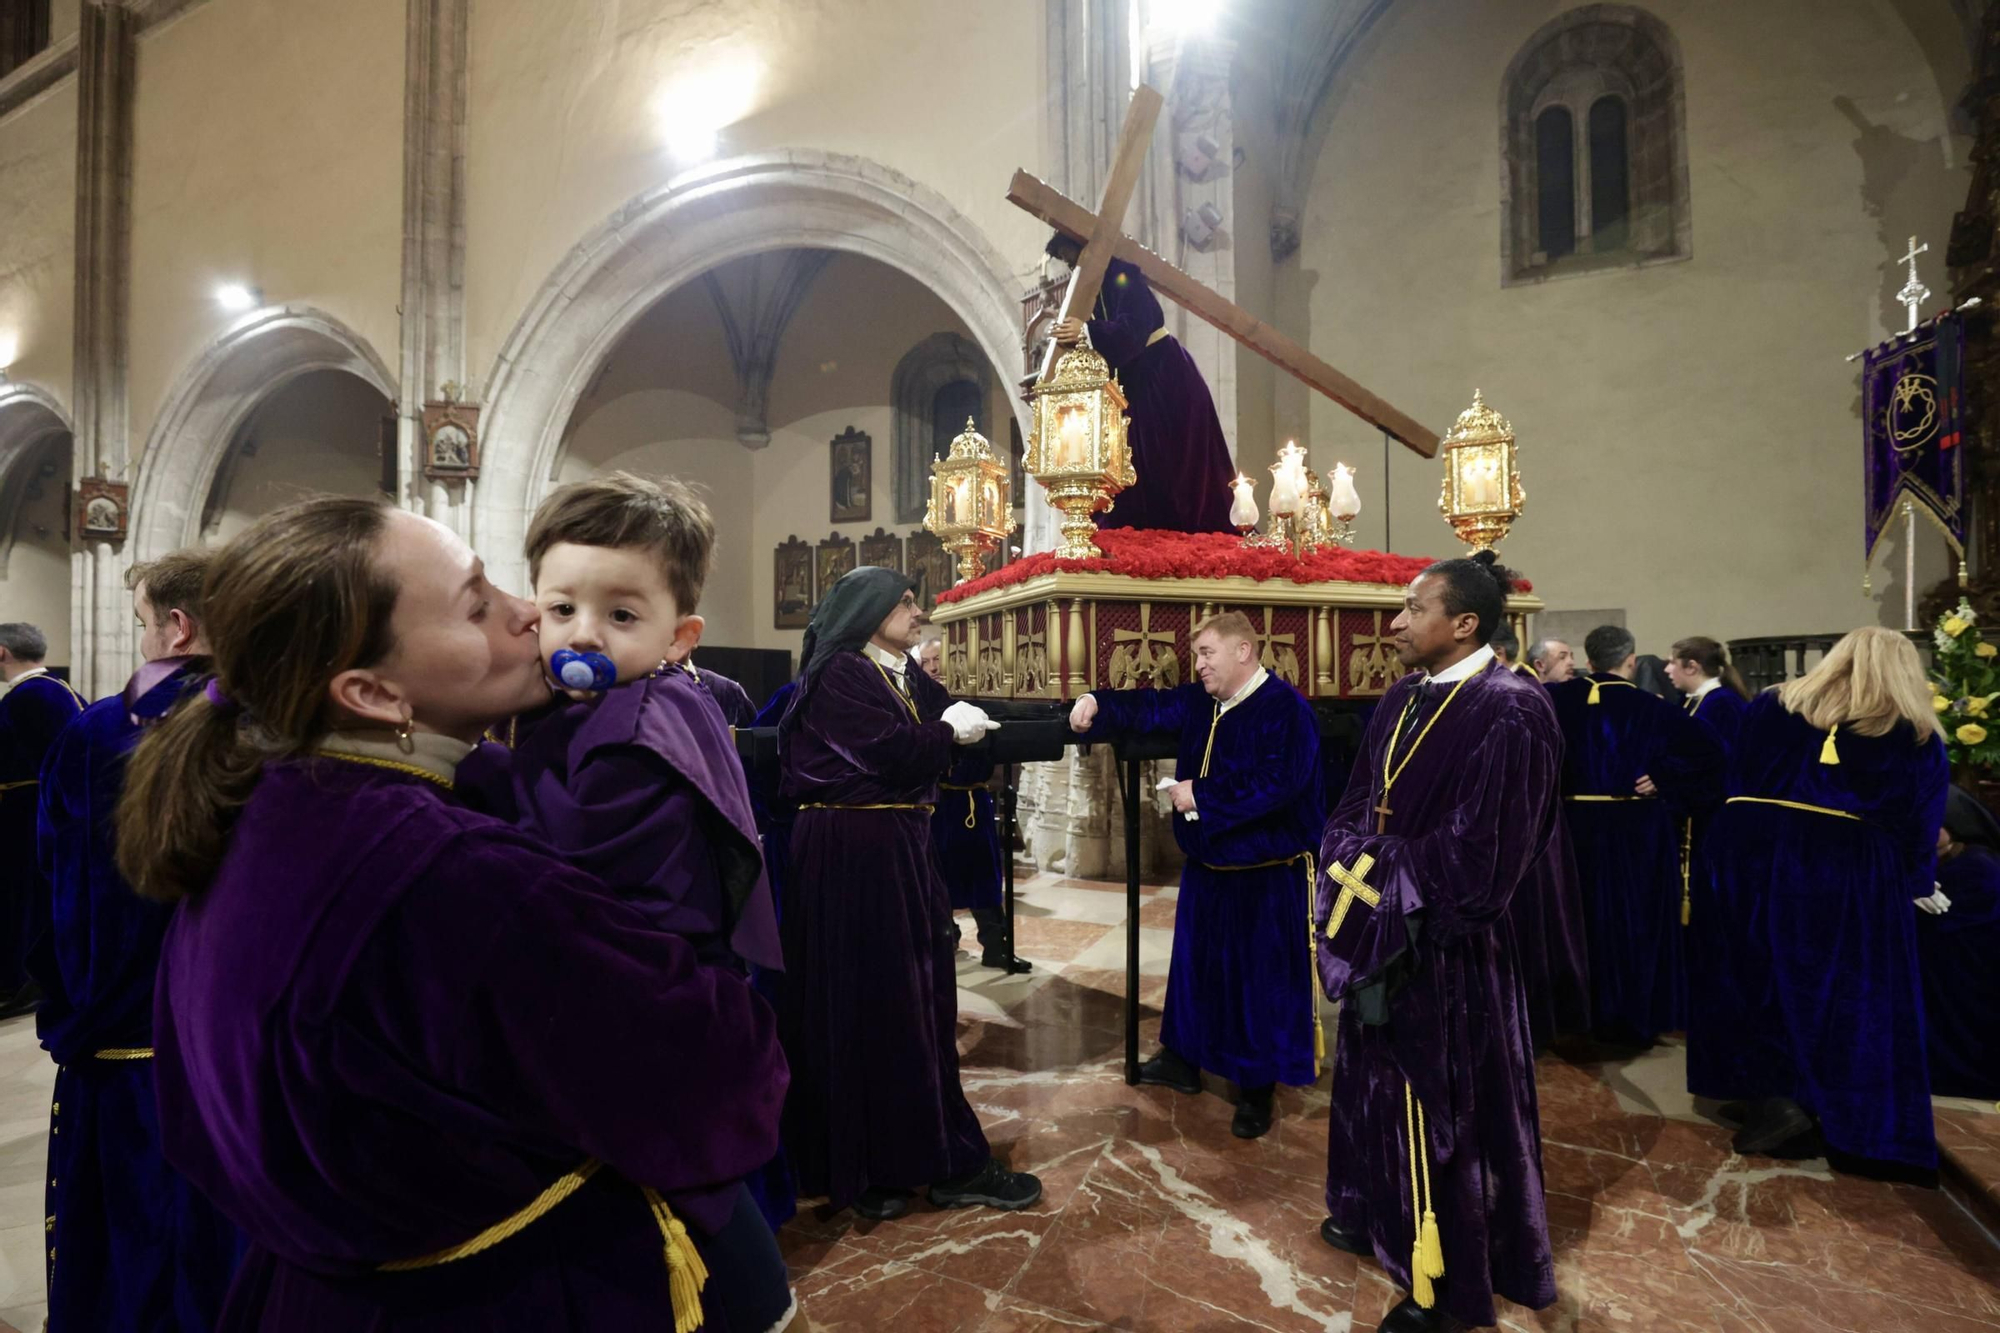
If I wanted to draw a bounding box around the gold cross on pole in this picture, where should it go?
[1326,853,1382,941]
[1008,88,1440,455]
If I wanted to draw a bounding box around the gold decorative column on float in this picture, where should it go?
[1025,340,1135,560]
[1437,389,1526,552]
[925,417,1016,583]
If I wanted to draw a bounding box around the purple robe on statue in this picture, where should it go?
[458,666,782,972]
[1085,674,1324,1088]
[33,661,241,1331]
[152,757,788,1330]
[1317,660,1558,1329]
[1085,259,1235,535]
[0,671,85,992]
[1548,674,1722,1044]
[778,651,989,1207]
[1686,696,1946,1169]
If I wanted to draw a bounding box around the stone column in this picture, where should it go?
[400,0,469,535]
[69,0,136,697]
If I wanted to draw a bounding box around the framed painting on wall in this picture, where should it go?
[830,426,871,523]
[907,529,953,612]
[859,526,903,572]
[774,535,813,629]
[815,531,856,598]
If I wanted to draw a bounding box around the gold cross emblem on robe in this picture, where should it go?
[1325,853,1382,941]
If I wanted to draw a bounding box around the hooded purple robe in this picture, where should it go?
[152,756,787,1330]
[1316,660,1558,1329]
[0,671,85,991]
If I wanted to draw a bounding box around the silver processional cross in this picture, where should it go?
[1898,235,1932,335]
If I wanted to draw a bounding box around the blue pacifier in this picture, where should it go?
[550,648,617,692]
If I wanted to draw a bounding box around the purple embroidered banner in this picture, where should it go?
[1863,313,1966,567]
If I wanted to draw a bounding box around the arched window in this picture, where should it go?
[0,1,50,80]
[1502,6,1687,284]
[931,379,985,463]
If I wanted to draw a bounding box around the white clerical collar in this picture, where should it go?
[1425,644,1495,685]
[1688,677,1721,702]
[8,666,48,686]
[1218,666,1269,715]
[863,641,907,676]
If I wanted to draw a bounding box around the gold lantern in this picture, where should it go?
[1437,389,1526,552]
[1025,341,1135,560]
[924,417,1016,583]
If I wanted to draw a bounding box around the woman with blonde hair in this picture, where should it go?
[1687,626,1946,1173]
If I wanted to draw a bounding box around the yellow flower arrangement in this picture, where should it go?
[1959,724,1989,745]
[1945,616,1972,638]
[1979,642,1997,659]
[1936,695,1953,713]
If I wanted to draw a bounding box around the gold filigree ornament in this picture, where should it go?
[1025,339,1135,560]
[924,418,1017,583]
[1436,389,1526,553]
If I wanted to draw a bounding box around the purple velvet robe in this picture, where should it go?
[778,651,989,1207]
[1087,675,1324,1087]
[0,672,85,992]
[34,661,241,1331]
[1317,660,1558,1328]
[1686,696,1946,1168]
[1548,674,1722,1044]
[932,748,1002,913]
[1086,260,1235,534]
[692,664,758,728]
[458,667,781,972]
[1504,804,1592,1050]
[1918,845,2000,1100]
[152,758,787,1330]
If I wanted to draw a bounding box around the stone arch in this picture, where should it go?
[0,382,73,578]
[129,305,397,564]
[474,150,1033,592]
[890,332,996,525]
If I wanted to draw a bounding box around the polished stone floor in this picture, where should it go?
[779,869,2000,1332]
[0,868,1990,1331]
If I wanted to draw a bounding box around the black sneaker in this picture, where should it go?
[927,1158,1042,1211]
[1231,1084,1275,1139]
[852,1186,912,1221]
[1733,1097,1816,1157]
[1136,1049,1200,1095]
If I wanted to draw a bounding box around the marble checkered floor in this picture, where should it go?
[779,868,2000,1332]
[0,871,1990,1331]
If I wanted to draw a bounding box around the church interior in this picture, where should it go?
[1,0,1999,1330]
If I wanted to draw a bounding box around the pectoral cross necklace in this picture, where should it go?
[1375,673,1473,832]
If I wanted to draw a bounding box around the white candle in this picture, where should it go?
[1329,463,1362,521]
[1229,474,1259,528]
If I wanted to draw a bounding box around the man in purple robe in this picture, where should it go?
[34,553,243,1332]
[779,565,1041,1220]
[1070,611,1324,1139]
[0,621,85,1015]
[1548,626,1722,1046]
[1315,553,1557,1333]
[1048,235,1235,534]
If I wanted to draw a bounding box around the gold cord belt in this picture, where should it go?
[93,1048,152,1061]
[1195,850,1328,1078]
[0,780,38,794]
[939,784,983,829]
[798,802,934,813]
[1724,796,1861,822]
[380,1158,710,1333]
[1197,852,1309,872]
[1565,794,1654,802]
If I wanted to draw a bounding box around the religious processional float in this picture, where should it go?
[923,83,1538,702]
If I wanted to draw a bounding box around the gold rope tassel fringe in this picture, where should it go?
[1404,1082,1445,1309]
[1587,679,1602,705]
[1820,725,1840,766]
[1679,820,1693,927]
[642,1187,709,1333]
[1305,853,1326,1077]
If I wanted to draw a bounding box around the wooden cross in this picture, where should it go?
[1372,798,1392,834]
[1009,86,1440,456]
[1325,853,1382,940]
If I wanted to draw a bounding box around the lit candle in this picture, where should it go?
[1329,463,1361,521]
[1228,473,1259,530]
[1057,405,1089,468]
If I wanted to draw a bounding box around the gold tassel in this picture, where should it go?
[1587,678,1602,705]
[965,790,977,830]
[1305,853,1325,1077]
[1679,820,1693,927]
[1404,1083,1442,1309]
[1820,725,1840,766]
[643,1188,709,1333]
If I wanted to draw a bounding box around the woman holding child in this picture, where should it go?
[121,497,801,1331]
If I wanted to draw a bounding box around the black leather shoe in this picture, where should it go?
[979,950,1033,974]
[1318,1217,1368,1256]
[1377,1295,1462,1332]
[1136,1049,1200,1095]
[1716,1100,1750,1125]
[928,1158,1043,1211]
[1733,1097,1815,1156]
[852,1187,911,1221]
[1231,1084,1275,1139]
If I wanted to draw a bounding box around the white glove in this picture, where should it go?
[942,700,1001,745]
[1069,694,1100,732]
[1915,887,1953,915]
